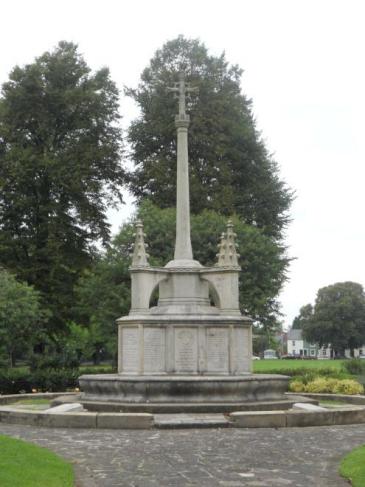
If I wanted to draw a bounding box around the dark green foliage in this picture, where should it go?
[0,41,124,334]
[0,368,78,394]
[77,201,289,336]
[0,268,45,367]
[0,366,115,394]
[342,359,365,375]
[292,304,313,329]
[75,248,132,360]
[126,36,293,241]
[302,282,365,356]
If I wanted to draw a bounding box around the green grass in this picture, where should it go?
[253,359,345,372]
[0,435,74,487]
[11,398,51,410]
[340,445,365,486]
[319,400,348,408]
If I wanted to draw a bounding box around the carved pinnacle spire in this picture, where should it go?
[216,220,240,268]
[131,220,149,267]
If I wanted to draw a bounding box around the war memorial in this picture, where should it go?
[78,73,290,412]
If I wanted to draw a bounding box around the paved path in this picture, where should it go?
[1,423,365,486]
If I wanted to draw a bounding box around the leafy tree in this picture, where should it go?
[302,282,365,356]
[126,36,293,241]
[76,201,289,353]
[0,42,124,333]
[0,268,44,367]
[75,255,131,362]
[292,304,313,329]
[29,321,97,370]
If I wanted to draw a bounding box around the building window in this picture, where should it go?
[322,350,326,356]
[292,341,295,346]
[310,350,315,356]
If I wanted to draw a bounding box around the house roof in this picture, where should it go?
[287,329,303,340]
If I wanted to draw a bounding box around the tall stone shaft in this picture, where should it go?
[174,113,193,261]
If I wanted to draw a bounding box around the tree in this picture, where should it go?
[0,268,44,367]
[126,36,293,241]
[292,304,313,329]
[0,42,124,333]
[76,201,290,355]
[302,282,365,356]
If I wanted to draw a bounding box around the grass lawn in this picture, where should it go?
[0,435,74,487]
[340,445,365,487]
[253,359,345,373]
[319,400,348,408]
[11,398,51,410]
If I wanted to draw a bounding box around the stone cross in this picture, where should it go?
[167,72,198,116]
[167,73,198,264]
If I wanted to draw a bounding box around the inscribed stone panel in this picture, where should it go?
[175,328,198,372]
[206,327,229,373]
[122,327,139,373]
[144,328,165,373]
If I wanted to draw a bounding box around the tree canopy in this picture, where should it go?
[0,268,44,367]
[0,41,124,333]
[292,304,313,329]
[302,282,365,356]
[126,36,293,241]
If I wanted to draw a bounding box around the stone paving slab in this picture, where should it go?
[154,413,229,428]
[1,423,365,486]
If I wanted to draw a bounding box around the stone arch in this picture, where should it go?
[208,281,221,309]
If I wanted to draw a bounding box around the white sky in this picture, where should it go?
[1,0,364,328]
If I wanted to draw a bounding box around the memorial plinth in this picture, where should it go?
[79,73,289,412]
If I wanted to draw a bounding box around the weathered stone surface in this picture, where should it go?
[97,413,153,429]
[292,402,327,411]
[44,403,83,413]
[0,409,97,428]
[230,410,286,428]
[79,374,290,409]
[286,410,334,427]
[1,423,365,486]
[333,407,365,424]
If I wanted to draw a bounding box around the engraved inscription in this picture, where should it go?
[235,327,250,373]
[175,328,198,372]
[144,328,165,373]
[206,328,229,373]
[122,327,139,373]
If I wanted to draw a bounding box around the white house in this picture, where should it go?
[287,329,318,358]
[287,329,365,359]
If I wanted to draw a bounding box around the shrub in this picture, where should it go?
[332,379,364,395]
[289,380,305,393]
[305,378,330,393]
[342,359,365,375]
[297,377,365,395]
[0,366,116,395]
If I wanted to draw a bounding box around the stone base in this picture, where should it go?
[79,373,290,413]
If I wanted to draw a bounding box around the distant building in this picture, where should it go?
[287,329,365,359]
[264,349,277,359]
[287,329,317,358]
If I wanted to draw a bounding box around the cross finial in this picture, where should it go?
[167,72,198,116]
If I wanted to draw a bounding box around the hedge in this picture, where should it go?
[0,367,115,395]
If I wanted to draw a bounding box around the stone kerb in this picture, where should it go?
[1,392,365,429]
[230,405,365,428]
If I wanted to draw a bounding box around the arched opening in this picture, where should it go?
[208,283,221,309]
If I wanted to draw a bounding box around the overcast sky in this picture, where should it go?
[1,0,364,328]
